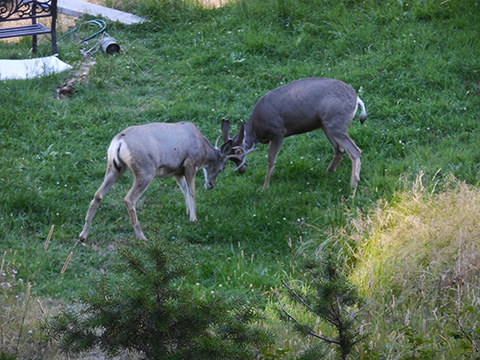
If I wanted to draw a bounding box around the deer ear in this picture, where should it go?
[220,139,233,156]
[221,118,231,143]
[235,122,245,146]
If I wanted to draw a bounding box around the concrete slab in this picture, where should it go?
[57,0,145,25]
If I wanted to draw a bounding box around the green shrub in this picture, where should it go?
[43,237,273,359]
[277,254,368,359]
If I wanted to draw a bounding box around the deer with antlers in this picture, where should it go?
[79,121,250,241]
[223,77,367,189]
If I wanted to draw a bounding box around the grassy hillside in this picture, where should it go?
[1,0,479,357]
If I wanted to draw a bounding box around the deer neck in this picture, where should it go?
[244,121,256,150]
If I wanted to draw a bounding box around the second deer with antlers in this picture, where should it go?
[224,77,367,189]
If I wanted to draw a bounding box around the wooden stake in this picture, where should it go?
[61,252,73,274]
[44,225,54,250]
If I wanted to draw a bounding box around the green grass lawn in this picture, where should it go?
[1,0,479,357]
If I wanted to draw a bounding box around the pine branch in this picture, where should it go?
[349,300,373,321]
[275,291,340,345]
[118,247,148,275]
[280,280,337,327]
[455,310,480,355]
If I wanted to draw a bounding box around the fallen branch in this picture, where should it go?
[57,59,96,99]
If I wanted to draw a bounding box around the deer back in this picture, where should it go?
[246,77,359,143]
[114,122,212,177]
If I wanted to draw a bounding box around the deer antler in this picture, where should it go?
[227,147,256,171]
[214,135,223,149]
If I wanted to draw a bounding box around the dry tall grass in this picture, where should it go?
[0,251,51,358]
[349,175,480,357]
[0,249,119,359]
[353,175,480,299]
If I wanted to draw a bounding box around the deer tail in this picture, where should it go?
[357,97,367,124]
[107,137,125,172]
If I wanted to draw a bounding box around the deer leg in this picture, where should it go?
[79,168,122,241]
[184,166,198,222]
[324,132,345,173]
[331,133,362,188]
[264,137,283,189]
[124,174,154,240]
[175,176,191,217]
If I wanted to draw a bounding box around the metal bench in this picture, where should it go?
[0,0,58,54]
